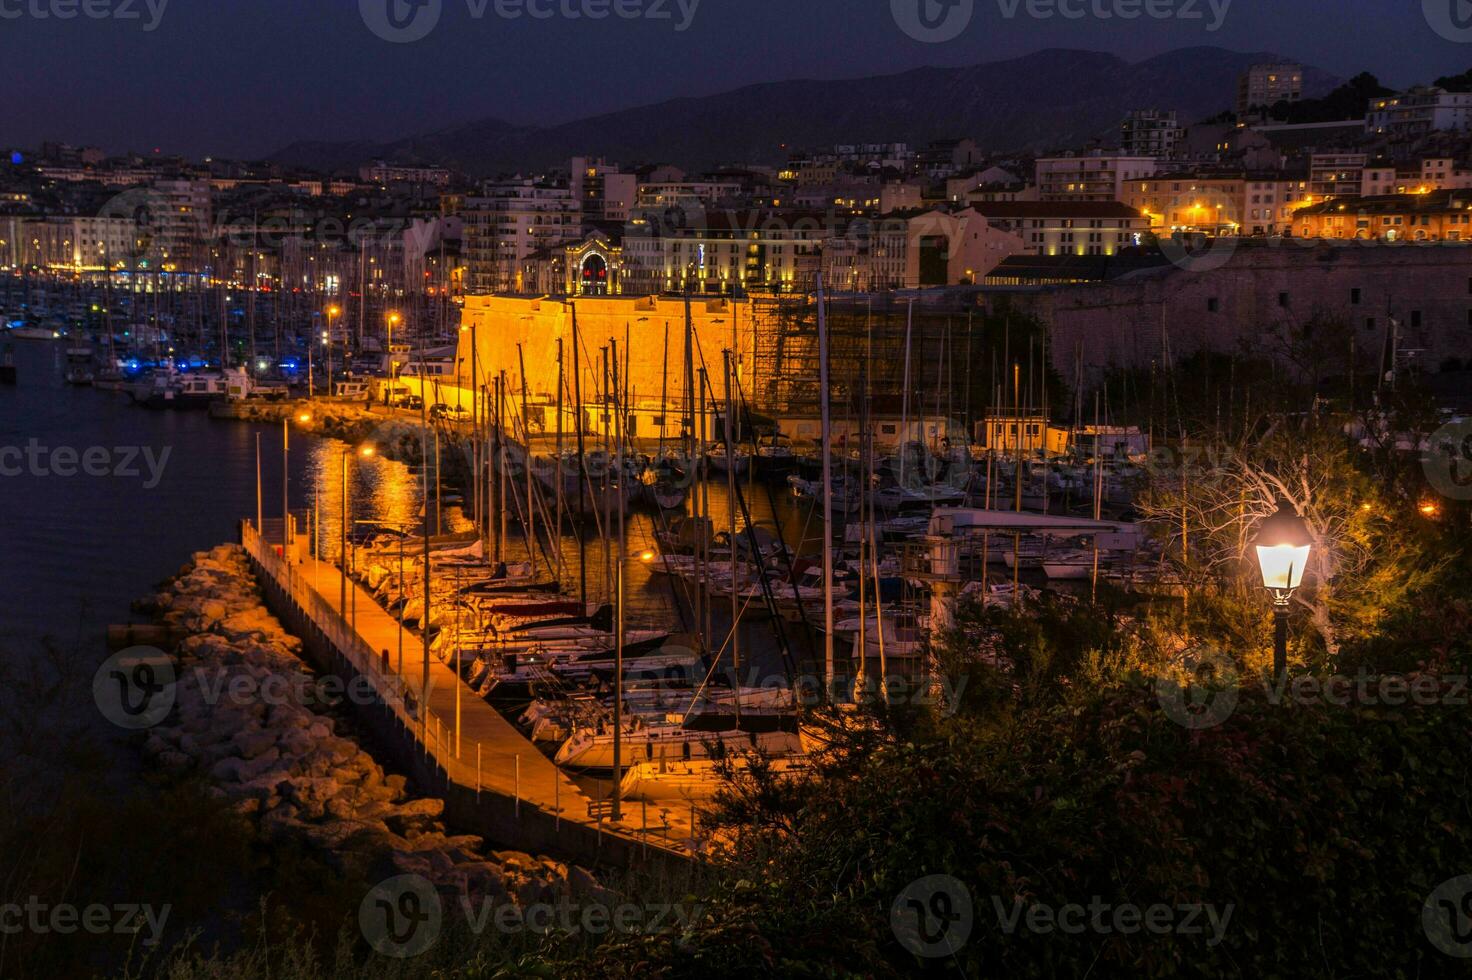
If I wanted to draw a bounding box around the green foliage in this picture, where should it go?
[1265,72,1394,123]
[684,595,1472,977]
[1434,68,1472,92]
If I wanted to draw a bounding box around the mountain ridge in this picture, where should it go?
[271,47,1339,175]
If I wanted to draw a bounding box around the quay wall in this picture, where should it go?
[240,524,680,871]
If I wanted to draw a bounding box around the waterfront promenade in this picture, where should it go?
[240,521,690,867]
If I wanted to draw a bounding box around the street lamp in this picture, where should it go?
[611,547,657,822]
[297,413,320,562]
[324,305,341,397]
[341,444,376,625]
[283,411,316,554]
[387,311,402,381]
[1253,500,1313,679]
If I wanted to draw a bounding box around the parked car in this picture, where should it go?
[430,403,471,422]
[388,387,422,410]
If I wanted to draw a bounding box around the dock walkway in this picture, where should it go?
[241,521,690,866]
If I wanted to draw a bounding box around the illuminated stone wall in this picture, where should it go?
[453,294,761,411]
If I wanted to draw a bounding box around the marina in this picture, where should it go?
[1,288,1175,845]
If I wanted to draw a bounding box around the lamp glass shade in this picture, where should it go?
[1256,543,1311,591]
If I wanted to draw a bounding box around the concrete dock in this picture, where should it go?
[241,521,691,868]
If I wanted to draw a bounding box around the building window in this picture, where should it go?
[1207,297,1219,312]
[1278,292,1290,308]
[1411,310,1423,328]
[1366,317,1376,331]
[1351,288,1361,305]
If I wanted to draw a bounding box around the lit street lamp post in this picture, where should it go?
[292,414,313,560]
[341,444,376,625]
[1252,500,1314,679]
[611,547,656,823]
[324,305,341,397]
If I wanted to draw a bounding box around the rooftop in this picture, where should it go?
[970,201,1145,219]
[1295,189,1472,216]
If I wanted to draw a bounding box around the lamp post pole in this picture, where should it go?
[282,418,291,552]
[340,450,349,619]
[1273,601,1289,680]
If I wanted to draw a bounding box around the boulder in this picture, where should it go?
[492,850,536,872]
[232,730,278,760]
[211,757,249,782]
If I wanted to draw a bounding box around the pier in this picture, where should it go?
[240,521,692,869]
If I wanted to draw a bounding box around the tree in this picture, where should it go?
[1134,412,1444,661]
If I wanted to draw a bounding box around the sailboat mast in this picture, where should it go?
[817,275,835,697]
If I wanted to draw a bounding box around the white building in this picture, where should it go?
[463,179,579,294]
[359,161,453,186]
[620,209,828,295]
[1366,88,1472,137]
[1035,153,1158,203]
[966,201,1147,257]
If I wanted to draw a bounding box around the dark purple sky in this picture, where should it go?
[2,0,1467,159]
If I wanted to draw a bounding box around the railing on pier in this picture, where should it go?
[240,520,692,858]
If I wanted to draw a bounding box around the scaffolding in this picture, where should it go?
[748,290,988,424]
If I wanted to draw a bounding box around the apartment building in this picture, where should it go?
[1120,110,1184,158]
[1035,153,1158,202]
[620,209,829,295]
[9,216,138,271]
[462,179,579,294]
[1122,173,1313,235]
[358,161,453,186]
[966,200,1147,256]
[1360,158,1472,197]
[1308,153,1370,200]
[1237,63,1304,116]
[1366,88,1472,137]
[570,157,638,221]
[1294,189,1472,242]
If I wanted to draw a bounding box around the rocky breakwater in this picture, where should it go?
[134,544,611,908]
[229,400,430,464]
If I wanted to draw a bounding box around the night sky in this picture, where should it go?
[2,0,1467,160]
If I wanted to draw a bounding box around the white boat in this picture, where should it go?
[619,756,809,802]
[555,718,804,771]
[705,445,751,476]
[10,326,58,341]
[1042,549,1105,580]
